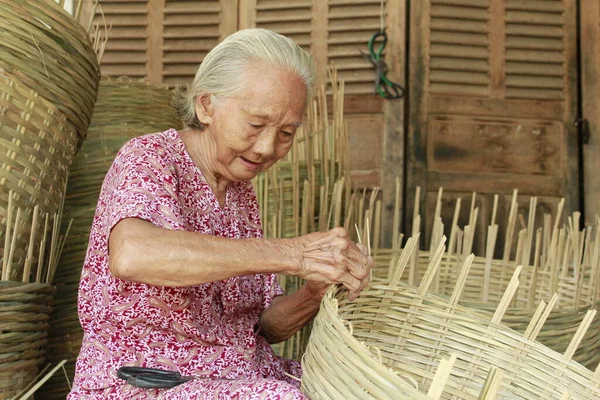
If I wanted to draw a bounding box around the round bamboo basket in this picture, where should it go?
[303,242,600,399]
[0,282,54,399]
[43,78,181,399]
[0,0,100,281]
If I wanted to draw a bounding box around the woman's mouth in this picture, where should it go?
[239,156,263,172]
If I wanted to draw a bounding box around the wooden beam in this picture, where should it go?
[219,0,238,40]
[581,0,600,223]
[382,0,406,247]
[326,94,384,115]
[427,171,564,197]
[406,0,431,238]
[562,0,580,217]
[238,0,257,29]
[311,0,328,87]
[489,0,505,98]
[429,96,564,121]
[147,0,165,85]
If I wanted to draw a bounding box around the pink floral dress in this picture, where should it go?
[67,129,305,399]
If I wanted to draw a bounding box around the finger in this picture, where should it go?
[355,243,369,256]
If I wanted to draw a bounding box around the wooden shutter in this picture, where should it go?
[82,0,236,85]
[162,0,232,86]
[581,1,600,224]
[85,0,149,79]
[328,0,388,95]
[408,0,578,251]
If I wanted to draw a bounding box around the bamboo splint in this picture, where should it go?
[302,235,600,399]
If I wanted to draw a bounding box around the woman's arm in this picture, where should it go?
[258,284,324,344]
[109,218,371,298]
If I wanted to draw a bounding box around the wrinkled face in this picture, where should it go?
[196,62,307,182]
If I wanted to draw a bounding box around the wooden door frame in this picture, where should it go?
[581,0,600,224]
[406,0,581,240]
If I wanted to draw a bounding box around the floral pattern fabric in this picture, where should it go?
[68,129,304,399]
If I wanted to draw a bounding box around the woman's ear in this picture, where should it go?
[195,94,214,126]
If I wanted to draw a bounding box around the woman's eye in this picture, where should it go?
[282,131,293,137]
[249,123,262,129]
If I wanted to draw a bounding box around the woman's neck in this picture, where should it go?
[180,128,231,206]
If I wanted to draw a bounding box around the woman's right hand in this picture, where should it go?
[289,227,373,300]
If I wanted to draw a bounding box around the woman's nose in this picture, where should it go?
[252,130,277,159]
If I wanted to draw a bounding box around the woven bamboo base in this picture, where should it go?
[0,282,54,399]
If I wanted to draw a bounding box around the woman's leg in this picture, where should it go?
[67,378,306,400]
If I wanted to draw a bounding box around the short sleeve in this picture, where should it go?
[102,137,183,236]
[262,273,285,310]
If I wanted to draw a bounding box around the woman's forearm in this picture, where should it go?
[258,284,324,344]
[109,217,299,286]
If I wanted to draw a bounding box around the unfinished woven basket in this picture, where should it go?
[42,78,181,399]
[370,218,600,370]
[0,0,100,280]
[303,237,600,399]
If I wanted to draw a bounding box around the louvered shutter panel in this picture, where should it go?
[408,0,578,252]
[162,0,223,86]
[254,0,312,51]
[327,0,387,95]
[90,0,149,79]
[505,0,565,99]
[429,0,489,96]
[83,0,235,85]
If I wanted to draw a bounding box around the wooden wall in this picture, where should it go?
[82,0,600,242]
[82,0,405,243]
[408,0,580,247]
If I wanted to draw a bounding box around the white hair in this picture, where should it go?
[173,28,316,129]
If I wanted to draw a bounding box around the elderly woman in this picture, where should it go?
[68,29,373,399]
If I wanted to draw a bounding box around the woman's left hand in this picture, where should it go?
[303,242,373,301]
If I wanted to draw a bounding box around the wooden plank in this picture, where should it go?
[351,170,382,188]
[581,0,600,223]
[406,0,431,235]
[312,0,328,87]
[326,94,383,115]
[147,0,164,84]
[427,116,564,176]
[489,0,505,98]
[428,96,564,120]
[219,0,238,40]
[561,0,579,215]
[382,0,406,247]
[347,114,383,172]
[238,0,257,29]
[427,171,564,197]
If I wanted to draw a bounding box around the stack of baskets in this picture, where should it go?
[303,237,600,399]
[42,78,181,399]
[0,0,99,397]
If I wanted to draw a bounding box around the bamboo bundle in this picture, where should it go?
[359,188,600,369]
[0,0,101,280]
[302,236,600,399]
[42,78,181,399]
